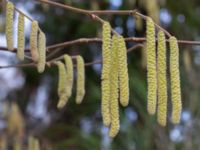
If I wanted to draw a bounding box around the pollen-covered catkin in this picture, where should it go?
[30,21,39,61]
[37,31,46,73]
[157,31,167,126]
[109,35,120,138]
[6,1,14,51]
[56,61,68,109]
[76,56,85,104]
[169,36,182,124]
[17,14,25,60]
[146,17,157,115]
[64,54,74,98]
[28,136,40,150]
[118,36,129,107]
[101,21,112,126]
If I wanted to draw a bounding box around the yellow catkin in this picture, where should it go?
[28,136,40,150]
[30,21,39,61]
[56,61,68,109]
[157,31,167,126]
[37,31,46,73]
[14,141,22,150]
[17,14,25,60]
[76,56,85,104]
[64,54,74,98]
[101,21,112,126]
[146,17,157,115]
[6,1,14,51]
[169,36,182,124]
[118,36,129,107]
[109,35,120,138]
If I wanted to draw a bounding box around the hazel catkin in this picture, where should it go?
[75,56,85,104]
[37,31,46,73]
[64,54,74,98]
[117,36,129,107]
[30,21,39,61]
[28,136,40,150]
[101,21,112,126]
[169,36,182,124]
[146,17,157,115]
[109,34,120,138]
[56,61,68,109]
[157,31,167,126]
[6,1,14,51]
[17,13,25,60]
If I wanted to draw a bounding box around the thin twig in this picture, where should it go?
[0,43,143,69]
[0,36,200,55]
[14,6,33,21]
[34,0,171,37]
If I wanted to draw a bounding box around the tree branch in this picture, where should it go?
[0,44,143,69]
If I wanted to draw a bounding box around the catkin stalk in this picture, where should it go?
[146,17,157,115]
[101,21,112,126]
[109,35,120,138]
[30,21,39,61]
[37,31,46,73]
[17,14,25,60]
[6,1,14,51]
[118,36,129,107]
[157,31,167,126]
[169,36,182,124]
[76,56,85,104]
[56,61,68,109]
[64,54,74,99]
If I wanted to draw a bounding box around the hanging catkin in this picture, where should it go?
[118,36,129,107]
[64,54,74,98]
[169,36,182,124]
[146,17,157,115]
[101,21,112,126]
[56,61,68,109]
[28,136,40,150]
[30,21,39,61]
[109,34,120,138]
[76,56,85,104]
[37,31,46,73]
[6,1,14,51]
[157,31,167,126]
[17,14,25,60]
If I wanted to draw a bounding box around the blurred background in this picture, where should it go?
[0,0,200,149]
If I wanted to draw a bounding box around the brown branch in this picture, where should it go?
[1,37,200,55]
[34,0,170,37]
[0,43,143,69]
[34,0,136,15]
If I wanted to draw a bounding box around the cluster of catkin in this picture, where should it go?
[101,22,129,137]
[56,55,85,109]
[146,17,182,126]
[5,1,46,73]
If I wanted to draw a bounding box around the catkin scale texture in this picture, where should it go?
[17,14,25,60]
[64,54,74,99]
[118,36,129,107]
[101,22,112,126]
[157,31,167,126]
[30,21,39,61]
[6,2,14,51]
[169,36,182,124]
[37,31,46,73]
[109,35,120,138]
[146,17,157,115]
[57,61,68,109]
[76,56,85,104]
